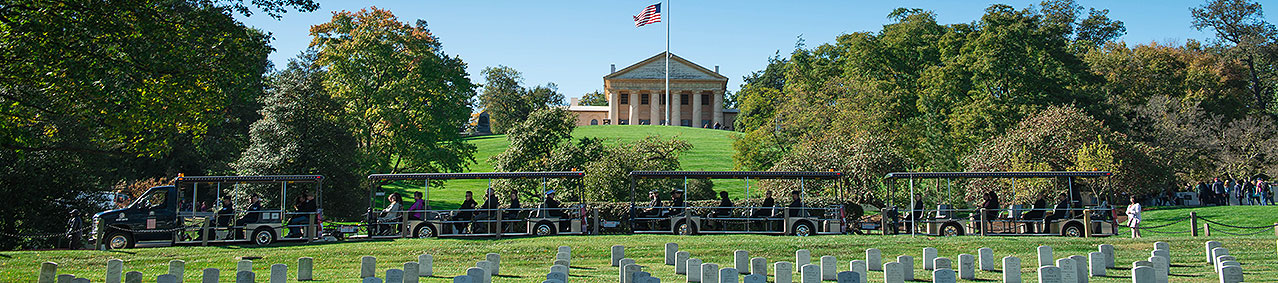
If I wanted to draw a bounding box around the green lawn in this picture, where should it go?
[3,206,1275,282]
[393,125,743,209]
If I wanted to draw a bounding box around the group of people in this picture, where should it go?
[371,188,566,234]
[637,189,807,219]
[1190,177,1273,206]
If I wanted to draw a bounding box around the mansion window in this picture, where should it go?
[620,93,629,104]
[701,94,711,105]
[641,93,650,105]
[681,94,689,105]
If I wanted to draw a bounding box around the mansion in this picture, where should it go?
[566,52,737,129]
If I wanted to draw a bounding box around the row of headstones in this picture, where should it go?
[1206,241,1244,283]
[542,246,573,283]
[37,257,318,283]
[358,254,437,283]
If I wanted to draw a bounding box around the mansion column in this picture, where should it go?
[649,92,661,125]
[628,91,639,125]
[671,92,682,126]
[713,90,724,127]
[607,90,618,124]
[692,92,703,128]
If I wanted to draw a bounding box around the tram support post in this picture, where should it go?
[1083,209,1093,238]
[979,208,988,236]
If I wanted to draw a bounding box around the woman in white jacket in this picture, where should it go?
[1126,196,1142,238]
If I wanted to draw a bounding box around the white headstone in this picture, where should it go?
[932,268,956,283]
[1218,265,1243,283]
[835,271,860,283]
[403,262,420,283]
[1211,247,1229,266]
[847,260,867,283]
[557,252,571,263]
[799,264,820,283]
[775,261,794,283]
[270,264,288,283]
[465,267,485,283]
[1148,256,1168,283]
[866,248,882,271]
[1087,252,1105,277]
[385,269,404,283]
[157,274,178,283]
[701,263,720,283]
[1037,266,1061,283]
[898,255,914,282]
[743,274,766,283]
[238,260,254,274]
[634,271,652,282]
[1205,241,1222,264]
[547,271,568,283]
[419,254,434,277]
[1098,244,1114,268]
[933,257,951,271]
[796,249,811,267]
[666,243,680,265]
[734,250,750,273]
[1002,256,1021,283]
[487,253,501,275]
[551,264,569,277]
[1215,256,1236,271]
[554,259,571,268]
[978,248,995,271]
[169,259,186,283]
[676,251,692,275]
[1037,246,1053,267]
[361,256,377,278]
[452,275,472,283]
[1154,242,1169,252]
[1133,260,1152,270]
[1056,258,1076,283]
[363,277,383,283]
[477,261,495,283]
[1151,249,1170,261]
[686,259,703,282]
[923,247,937,270]
[958,254,975,280]
[235,271,255,283]
[201,268,219,283]
[612,245,626,267]
[39,262,57,283]
[559,246,572,257]
[1069,255,1088,283]
[299,257,315,281]
[1131,266,1154,283]
[1218,260,1239,273]
[718,268,738,283]
[883,262,903,283]
[106,259,124,283]
[750,257,767,276]
[820,256,837,280]
[124,271,143,283]
[72,278,90,283]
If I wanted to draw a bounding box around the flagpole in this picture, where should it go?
[664,0,670,126]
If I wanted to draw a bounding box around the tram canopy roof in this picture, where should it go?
[883,171,1111,179]
[173,175,324,184]
[368,171,585,181]
[630,171,842,179]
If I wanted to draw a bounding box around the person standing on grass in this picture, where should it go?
[1126,196,1142,238]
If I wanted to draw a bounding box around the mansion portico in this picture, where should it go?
[566,52,737,128]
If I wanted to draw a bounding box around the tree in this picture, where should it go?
[766,131,908,207]
[582,137,693,202]
[232,53,363,218]
[310,7,477,175]
[1192,0,1278,112]
[478,66,565,134]
[579,90,608,106]
[489,107,579,200]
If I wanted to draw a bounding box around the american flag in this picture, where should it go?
[633,3,661,27]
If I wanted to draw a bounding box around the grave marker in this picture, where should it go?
[124,271,143,283]
[775,261,794,283]
[744,273,766,283]
[718,268,738,283]
[676,251,691,275]
[465,267,485,283]
[1098,244,1114,268]
[300,257,315,281]
[404,262,420,283]
[547,271,568,283]
[820,256,837,280]
[933,257,951,271]
[835,271,860,283]
[476,261,495,283]
[1154,242,1169,252]
[237,260,252,274]
[978,248,994,271]
[487,253,501,275]
[1037,266,1061,283]
[157,274,178,283]
[57,274,75,283]
[106,259,123,283]
[385,269,404,283]
[686,259,703,282]
[168,260,186,283]
[419,254,434,277]
[1037,246,1053,267]
[1087,252,1105,277]
[551,264,569,277]
[883,262,903,283]
[361,256,377,278]
[796,249,811,267]
[847,260,866,283]
[624,264,642,283]
[898,255,914,282]
[1148,256,1168,283]
[958,254,975,280]
[866,248,881,271]
[1002,256,1021,283]
[1068,255,1088,283]
[1218,265,1243,283]
[799,264,820,283]
[270,264,288,283]
[1056,258,1076,283]
[559,246,572,257]
[923,247,937,270]
[1205,241,1222,264]
[236,271,255,283]
[667,243,680,265]
[701,263,720,283]
[201,268,219,283]
[932,268,956,283]
[1131,266,1154,283]
[612,245,626,267]
[734,250,750,273]
[750,257,767,276]
[452,275,471,283]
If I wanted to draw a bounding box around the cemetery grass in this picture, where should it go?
[384,125,741,209]
[2,234,1274,282]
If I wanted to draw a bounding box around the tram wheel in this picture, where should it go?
[793,222,813,237]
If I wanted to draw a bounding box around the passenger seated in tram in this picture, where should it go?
[375,193,403,235]
[480,188,500,219]
[708,191,733,218]
[542,190,563,218]
[663,189,686,217]
[638,190,663,218]
[1020,198,1048,233]
[504,191,522,219]
[286,193,317,238]
[453,191,478,232]
[1042,192,1074,233]
[215,195,235,227]
[783,190,805,217]
[406,192,426,220]
[751,191,775,218]
[900,196,923,222]
[979,191,1000,220]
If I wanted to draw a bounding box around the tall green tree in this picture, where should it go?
[232,53,363,218]
[579,90,608,106]
[1192,0,1278,112]
[478,66,565,134]
[310,7,477,175]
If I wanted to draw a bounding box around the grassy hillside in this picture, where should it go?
[394,125,743,209]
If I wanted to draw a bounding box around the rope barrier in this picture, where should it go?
[1132,216,1190,230]
[1197,216,1278,229]
[0,227,92,239]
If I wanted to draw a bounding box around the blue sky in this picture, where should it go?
[236,0,1270,103]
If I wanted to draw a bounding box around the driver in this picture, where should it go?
[663,189,685,217]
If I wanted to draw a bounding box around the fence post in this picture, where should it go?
[1083,209,1092,238]
[306,214,315,243]
[1189,212,1198,237]
[592,208,600,235]
[1204,223,1212,237]
[979,208,988,236]
[1273,223,1277,237]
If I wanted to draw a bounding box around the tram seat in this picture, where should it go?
[934,204,954,219]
